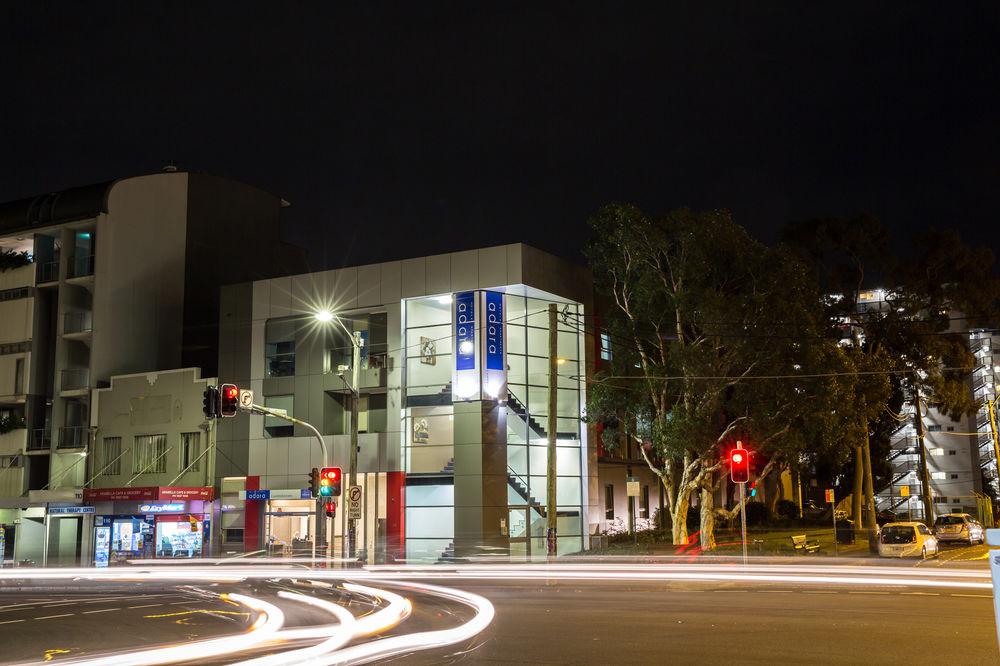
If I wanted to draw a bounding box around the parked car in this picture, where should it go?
[932,513,985,545]
[878,522,939,559]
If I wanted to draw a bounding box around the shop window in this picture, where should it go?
[133,434,168,474]
[180,432,202,472]
[101,436,122,476]
[224,528,244,544]
[264,395,294,437]
[604,484,614,520]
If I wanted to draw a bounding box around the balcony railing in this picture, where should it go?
[64,311,93,335]
[61,368,90,391]
[27,429,51,451]
[69,254,94,279]
[58,426,92,450]
[37,260,59,283]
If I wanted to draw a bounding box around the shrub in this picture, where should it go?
[0,250,32,272]
[775,499,799,520]
[744,501,771,527]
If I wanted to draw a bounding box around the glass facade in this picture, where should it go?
[402,290,586,559]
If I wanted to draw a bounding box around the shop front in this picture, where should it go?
[83,486,214,566]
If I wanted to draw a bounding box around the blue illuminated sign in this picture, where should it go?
[244,490,270,501]
[484,291,504,370]
[455,291,476,371]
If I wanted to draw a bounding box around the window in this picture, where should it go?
[133,434,167,474]
[930,448,944,456]
[948,450,956,455]
[604,484,614,520]
[224,528,244,544]
[946,426,955,432]
[950,473,959,479]
[14,358,23,394]
[936,496,948,503]
[927,425,942,432]
[953,499,962,504]
[180,432,202,472]
[264,395,294,437]
[101,436,122,476]
[931,472,946,480]
[0,455,22,469]
[640,485,650,518]
[265,340,295,377]
[600,331,612,362]
[0,287,30,302]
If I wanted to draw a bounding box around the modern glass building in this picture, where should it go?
[217,244,599,561]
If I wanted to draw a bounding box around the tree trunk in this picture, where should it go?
[913,390,935,524]
[791,466,803,517]
[852,445,863,530]
[699,482,716,550]
[671,485,692,545]
[860,403,879,552]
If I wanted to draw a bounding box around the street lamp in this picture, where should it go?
[314,308,364,561]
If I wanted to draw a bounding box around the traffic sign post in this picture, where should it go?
[826,488,838,555]
[348,485,362,521]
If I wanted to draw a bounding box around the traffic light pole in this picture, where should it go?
[737,441,748,566]
[249,403,329,565]
[347,330,361,561]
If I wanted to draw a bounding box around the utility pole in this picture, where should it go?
[348,330,362,561]
[913,388,935,524]
[546,303,558,557]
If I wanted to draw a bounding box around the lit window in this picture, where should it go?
[930,448,945,456]
[600,331,612,362]
[931,472,946,480]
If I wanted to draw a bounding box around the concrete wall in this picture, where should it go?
[91,174,189,383]
[90,368,216,489]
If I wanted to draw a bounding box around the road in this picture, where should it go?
[0,559,995,665]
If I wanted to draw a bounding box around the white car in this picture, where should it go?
[933,513,985,545]
[878,522,939,559]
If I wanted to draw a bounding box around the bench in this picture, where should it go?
[790,534,820,554]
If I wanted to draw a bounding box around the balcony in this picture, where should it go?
[58,426,92,450]
[60,368,90,393]
[37,260,59,284]
[69,254,94,279]
[27,428,51,451]
[63,311,93,336]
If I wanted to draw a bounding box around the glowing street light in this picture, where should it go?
[314,309,334,323]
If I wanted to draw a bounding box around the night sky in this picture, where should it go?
[1,2,998,270]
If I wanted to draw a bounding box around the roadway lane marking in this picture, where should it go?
[41,602,77,607]
[802,591,837,594]
[901,592,939,596]
[128,604,161,609]
[848,591,889,595]
[35,614,73,620]
[83,608,120,614]
[0,619,24,625]
[950,594,992,598]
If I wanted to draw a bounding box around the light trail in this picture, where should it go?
[33,593,285,666]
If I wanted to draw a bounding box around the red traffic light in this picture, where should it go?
[219,383,239,417]
[319,467,342,496]
[225,385,238,399]
[729,447,750,483]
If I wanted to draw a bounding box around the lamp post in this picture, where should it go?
[315,310,364,561]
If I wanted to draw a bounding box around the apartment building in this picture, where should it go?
[0,170,304,565]
[216,243,599,561]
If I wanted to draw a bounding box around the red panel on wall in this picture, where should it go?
[386,472,405,562]
[244,476,260,553]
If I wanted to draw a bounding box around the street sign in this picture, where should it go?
[626,481,640,497]
[824,489,835,504]
[239,389,254,410]
[348,485,362,520]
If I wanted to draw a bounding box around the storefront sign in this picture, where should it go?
[138,503,185,513]
[482,291,507,400]
[49,506,96,515]
[455,291,476,371]
[83,486,214,502]
[484,291,504,370]
[240,489,312,501]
